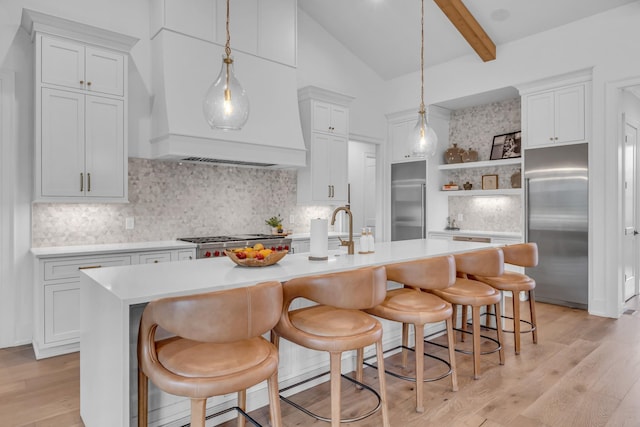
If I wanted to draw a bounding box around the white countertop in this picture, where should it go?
[30,240,197,258]
[429,229,522,239]
[83,238,495,305]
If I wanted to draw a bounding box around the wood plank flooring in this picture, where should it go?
[2,299,640,427]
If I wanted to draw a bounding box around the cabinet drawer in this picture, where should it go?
[139,252,172,264]
[176,250,195,261]
[43,255,131,281]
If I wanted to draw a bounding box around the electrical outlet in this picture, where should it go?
[125,217,135,230]
[457,213,463,222]
[289,214,295,224]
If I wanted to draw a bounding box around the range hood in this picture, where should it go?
[150,30,306,168]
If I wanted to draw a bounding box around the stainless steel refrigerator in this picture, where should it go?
[391,160,426,241]
[524,143,588,309]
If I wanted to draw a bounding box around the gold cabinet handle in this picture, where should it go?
[80,80,84,85]
[328,185,331,198]
[79,265,102,270]
[80,172,83,192]
[87,172,91,192]
[87,81,92,87]
[153,260,159,263]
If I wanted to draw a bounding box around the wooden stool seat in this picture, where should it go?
[138,281,283,427]
[156,336,278,389]
[472,243,539,355]
[360,256,458,413]
[427,248,505,380]
[273,266,390,427]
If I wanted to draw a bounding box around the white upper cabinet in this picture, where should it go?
[22,9,138,203]
[520,72,591,149]
[153,0,296,67]
[41,36,124,97]
[297,86,354,205]
[312,101,348,136]
[387,112,416,162]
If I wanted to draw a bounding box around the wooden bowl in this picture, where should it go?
[224,249,288,267]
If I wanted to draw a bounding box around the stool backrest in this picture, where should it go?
[385,255,456,290]
[282,266,387,310]
[503,243,538,268]
[140,281,282,343]
[454,248,504,277]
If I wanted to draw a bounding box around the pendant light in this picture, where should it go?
[203,0,249,130]
[409,0,438,157]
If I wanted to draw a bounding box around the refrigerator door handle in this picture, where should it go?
[421,183,426,239]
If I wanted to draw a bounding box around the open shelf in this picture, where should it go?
[441,188,522,197]
[438,157,522,171]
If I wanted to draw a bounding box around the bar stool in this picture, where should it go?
[137,281,283,427]
[272,266,390,427]
[359,255,458,413]
[472,243,539,355]
[429,248,505,379]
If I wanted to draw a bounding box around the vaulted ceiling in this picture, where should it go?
[299,0,638,81]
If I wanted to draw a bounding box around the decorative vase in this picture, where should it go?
[463,181,473,190]
[444,144,465,164]
[461,148,478,163]
[511,171,522,188]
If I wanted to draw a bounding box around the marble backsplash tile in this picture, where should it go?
[32,158,332,247]
[448,196,522,232]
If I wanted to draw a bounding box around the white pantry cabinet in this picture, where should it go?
[520,72,591,149]
[21,10,138,202]
[32,244,196,359]
[297,86,354,205]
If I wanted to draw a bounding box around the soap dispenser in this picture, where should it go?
[359,228,369,254]
[366,227,375,253]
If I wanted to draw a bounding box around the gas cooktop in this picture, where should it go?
[177,234,286,244]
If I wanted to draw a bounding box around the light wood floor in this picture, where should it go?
[2,299,640,427]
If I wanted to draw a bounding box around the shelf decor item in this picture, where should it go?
[203,0,249,130]
[490,131,522,160]
[444,143,465,164]
[463,181,473,190]
[511,171,522,188]
[482,174,498,190]
[461,148,478,163]
[407,0,438,158]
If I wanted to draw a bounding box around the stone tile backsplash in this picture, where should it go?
[445,97,522,233]
[32,158,332,247]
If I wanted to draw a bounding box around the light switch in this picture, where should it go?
[125,217,135,230]
[289,215,295,224]
[457,213,464,222]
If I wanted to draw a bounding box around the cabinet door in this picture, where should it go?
[330,105,348,136]
[41,88,85,197]
[310,133,331,202]
[44,282,80,344]
[85,47,124,96]
[85,96,125,198]
[312,101,332,134]
[328,136,348,201]
[555,85,585,144]
[525,91,555,148]
[40,36,85,91]
[390,119,414,161]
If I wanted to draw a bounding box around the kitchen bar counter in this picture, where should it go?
[80,238,495,427]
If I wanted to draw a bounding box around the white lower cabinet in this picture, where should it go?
[34,246,196,359]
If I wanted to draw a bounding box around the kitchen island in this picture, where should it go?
[80,238,495,427]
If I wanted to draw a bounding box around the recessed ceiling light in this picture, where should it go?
[491,8,510,22]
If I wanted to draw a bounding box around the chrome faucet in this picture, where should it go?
[330,204,354,255]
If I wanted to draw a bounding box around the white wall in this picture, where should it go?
[386,2,640,317]
[297,9,386,142]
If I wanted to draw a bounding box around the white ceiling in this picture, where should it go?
[298,0,638,81]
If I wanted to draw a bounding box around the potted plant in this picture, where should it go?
[265,215,284,234]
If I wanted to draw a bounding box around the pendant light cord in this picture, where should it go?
[225,0,232,58]
[419,0,425,114]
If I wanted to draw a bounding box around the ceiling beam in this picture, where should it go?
[433,0,496,62]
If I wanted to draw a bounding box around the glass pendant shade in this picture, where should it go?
[410,110,438,157]
[203,56,249,131]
